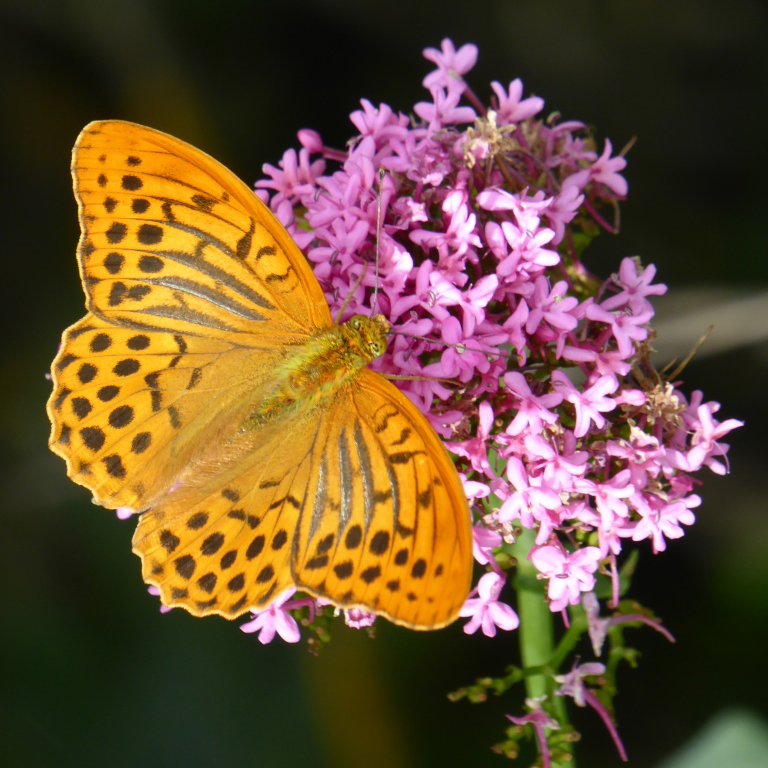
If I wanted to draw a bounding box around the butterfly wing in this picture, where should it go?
[293,369,473,628]
[132,407,321,617]
[48,120,332,510]
[71,120,331,333]
[132,368,472,628]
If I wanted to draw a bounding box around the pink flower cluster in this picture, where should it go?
[245,38,742,642]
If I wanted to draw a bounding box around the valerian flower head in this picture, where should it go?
[250,35,741,766]
[253,33,740,637]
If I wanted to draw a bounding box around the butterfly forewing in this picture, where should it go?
[49,314,243,509]
[50,120,473,629]
[73,120,332,337]
[50,121,328,510]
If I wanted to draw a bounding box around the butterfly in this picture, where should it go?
[47,120,472,629]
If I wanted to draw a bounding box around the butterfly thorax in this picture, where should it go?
[244,313,390,430]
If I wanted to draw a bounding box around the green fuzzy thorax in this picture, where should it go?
[244,314,390,429]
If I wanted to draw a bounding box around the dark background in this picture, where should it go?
[2,2,766,767]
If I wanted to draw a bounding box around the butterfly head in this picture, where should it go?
[344,313,391,361]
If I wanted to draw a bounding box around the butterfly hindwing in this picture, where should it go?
[132,370,472,628]
[132,408,323,616]
[292,370,473,629]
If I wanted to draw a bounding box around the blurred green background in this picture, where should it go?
[2,1,766,767]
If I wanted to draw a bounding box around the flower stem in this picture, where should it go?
[510,526,553,699]
[511,526,573,765]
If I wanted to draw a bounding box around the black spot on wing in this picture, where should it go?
[159,529,180,555]
[369,530,390,555]
[333,561,354,579]
[201,533,225,555]
[236,219,255,259]
[345,525,362,549]
[360,565,381,584]
[174,554,196,579]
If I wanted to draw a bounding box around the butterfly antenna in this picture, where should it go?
[334,169,386,323]
[335,263,368,323]
[371,167,386,317]
[394,328,516,366]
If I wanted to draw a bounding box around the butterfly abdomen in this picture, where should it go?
[244,314,391,429]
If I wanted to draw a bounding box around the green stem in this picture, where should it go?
[510,527,573,765]
[510,526,553,700]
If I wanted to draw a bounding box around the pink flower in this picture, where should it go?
[256,147,325,203]
[585,302,653,358]
[621,494,699,553]
[573,469,635,530]
[555,662,628,761]
[540,185,584,244]
[422,38,478,93]
[459,572,519,636]
[240,588,302,644]
[485,218,560,283]
[503,371,563,435]
[555,662,606,707]
[589,139,629,196]
[687,403,744,475]
[502,298,531,363]
[561,344,632,377]
[462,477,492,503]
[573,504,626,558]
[498,456,562,528]
[490,78,544,124]
[563,139,628,197]
[457,275,498,336]
[583,591,676,656]
[551,371,619,437]
[344,608,377,629]
[524,432,588,491]
[607,430,664,488]
[524,277,580,353]
[423,316,494,383]
[507,705,560,768]
[297,128,323,153]
[472,521,503,566]
[349,99,410,145]
[447,400,496,476]
[531,545,602,611]
[147,585,173,614]
[601,257,668,314]
[414,86,476,130]
[410,189,482,266]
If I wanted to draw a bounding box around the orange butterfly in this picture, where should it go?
[47,120,472,629]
